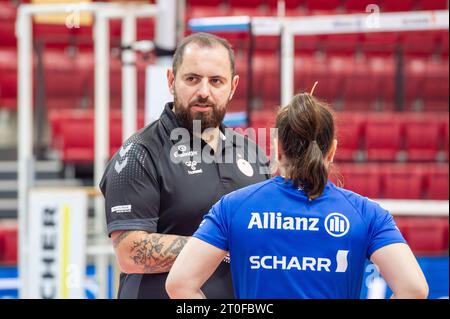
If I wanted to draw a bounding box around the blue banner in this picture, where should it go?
[1,257,448,299]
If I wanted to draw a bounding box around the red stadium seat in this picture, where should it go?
[322,55,347,100]
[397,217,449,255]
[0,48,18,108]
[345,0,381,13]
[444,120,449,160]
[295,35,323,53]
[53,109,145,162]
[361,33,399,56]
[0,223,18,265]
[417,0,448,10]
[440,31,449,57]
[336,163,381,198]
[342,56,376,101]
[137,17,155,41]
[425,164,449,200]
[364,114,402,161]
[334,113,364,161]
[305,0,340,12]
[187,6,230,19]
[252,53,280,109]
[382,164,424,199]
[187,0,222,6]
[230,7,271,17]
[229,0,264,8]
[248,109,277,157]
[402,31,440,57]
[380,0,415,12]
[44,50,84,97]
[267,0,304,10]
[404,57,426,101]
[0,2,16,47]
[254,35,280,52]
[403,115,441,161]
[323,34,360,55]
[424,59,449,100]
[369,56,396,102]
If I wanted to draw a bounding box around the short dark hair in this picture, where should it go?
[276,93,335,199]
[172,32,235,77]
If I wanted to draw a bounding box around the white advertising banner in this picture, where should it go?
[145,65,173,125]
[27,190,87,299]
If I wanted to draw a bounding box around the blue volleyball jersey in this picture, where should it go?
[193,176,407,299]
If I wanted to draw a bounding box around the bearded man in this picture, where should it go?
[100,32,270,299]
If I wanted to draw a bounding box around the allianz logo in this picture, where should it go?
[248,212,350,237]
[248,212,320,231]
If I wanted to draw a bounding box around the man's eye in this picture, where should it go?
[211,79,222,84]
[186,77,195,82]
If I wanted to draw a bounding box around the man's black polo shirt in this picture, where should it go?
[100,103,270,299]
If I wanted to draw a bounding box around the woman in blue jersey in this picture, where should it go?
[166,93,428,299]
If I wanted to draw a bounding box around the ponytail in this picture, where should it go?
[276,93,335,199]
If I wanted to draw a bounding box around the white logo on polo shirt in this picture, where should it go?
[237,158,254,177]
[324,213,350,237]
[185,160,203,175]
[115,143,133,174]
[174,145,198,158]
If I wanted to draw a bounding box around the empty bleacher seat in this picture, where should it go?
[50,109,145,163]
[403,114,441,161]
[345,0,380,13]
[323,34,360,55]
[364,114,402,161]
[379,0,416,12]
[417,0,448,10]
[0,48,17,109]
[187,0,223,6]
[382,164,424,199]
[229,0,265,8]
[361,32,399,56]
[267,0,304,10]
[405,57,427,102]
[424,58,449,100]
[402,31,440,57]
[425,164,449,200]
[334,112,364,161]
[395,217,449,255]
[0,223,18,265]
[336,163,381,198]
[0,2,16,48]
[305,0,341,12]
[252,53,280,109]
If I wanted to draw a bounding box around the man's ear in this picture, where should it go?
[167,69,175,95]
[229,75,239,100]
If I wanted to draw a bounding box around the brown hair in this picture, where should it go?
[276,93,335,199]
[172,32,235,77]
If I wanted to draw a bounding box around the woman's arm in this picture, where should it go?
[165,237,227,299]
[370,243,428,299]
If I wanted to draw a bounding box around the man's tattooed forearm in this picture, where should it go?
[129,234,188,273]
[112,231,132,248]
[163,236,188,256]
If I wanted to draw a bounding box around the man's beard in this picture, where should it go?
[173,95,228,133]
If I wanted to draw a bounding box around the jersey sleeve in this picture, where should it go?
[100,142,160,237]
[365,199,407,259]
[192,197,230,252]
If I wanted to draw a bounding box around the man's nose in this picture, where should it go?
[197,79,211,99]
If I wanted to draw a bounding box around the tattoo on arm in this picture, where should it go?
[129,233,188,274]
[112,231,132,248]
